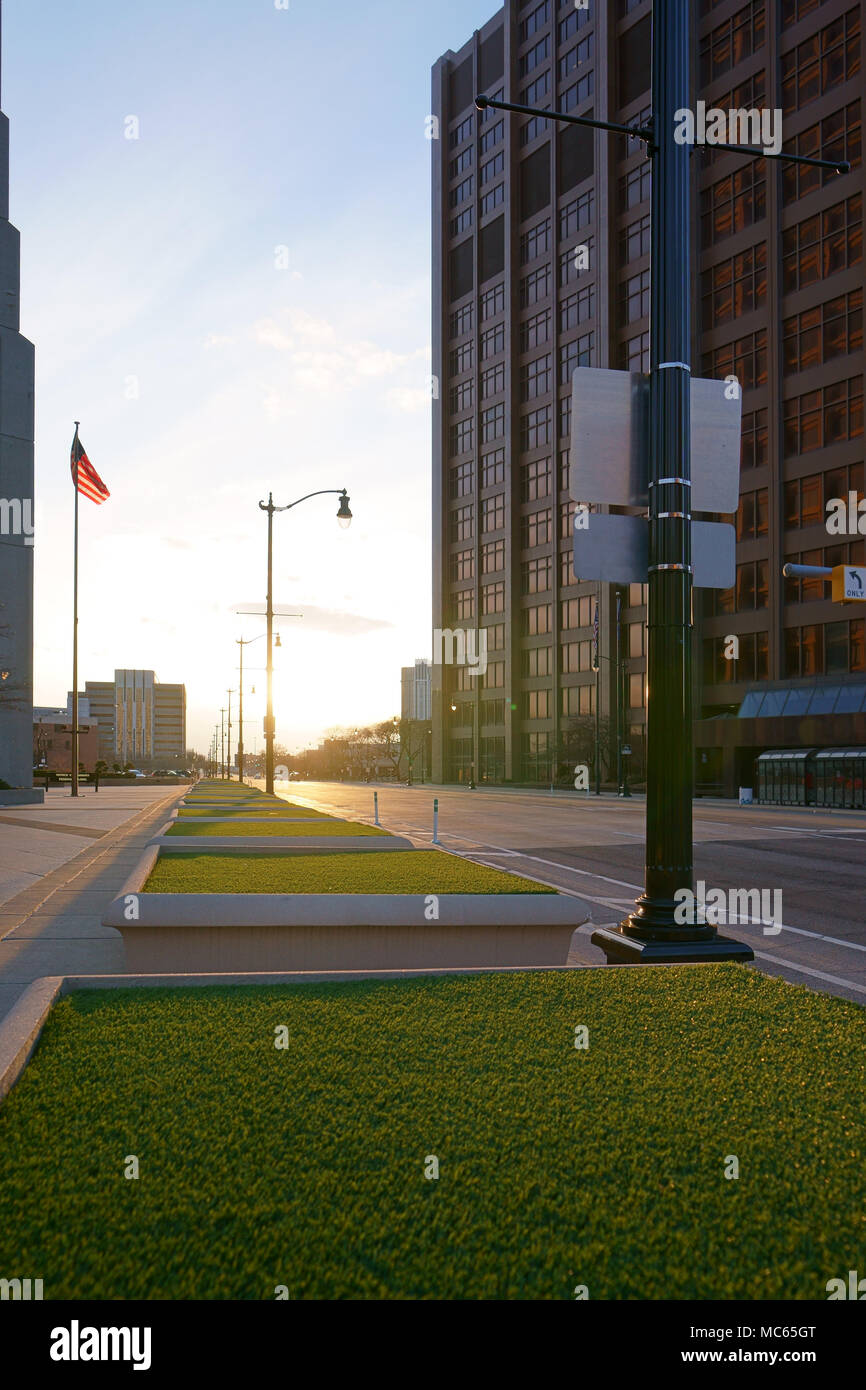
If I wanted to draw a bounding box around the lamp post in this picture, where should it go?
[226,689,236,779]
[258,488,352,794]
[474,0,846,962]
[219,708,227,780]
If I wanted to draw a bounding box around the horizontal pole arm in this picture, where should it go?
[782,563,833,578]
[704,142,850,173]
[475,94,652,145]
[258,488,348,513]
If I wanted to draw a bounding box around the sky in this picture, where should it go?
[3,0,498,755]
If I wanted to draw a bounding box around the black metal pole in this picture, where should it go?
[237,641,245,783]
[594,591,601,795]
[616,589,623,796]
[264,496,275,795]
[594,0,751,961]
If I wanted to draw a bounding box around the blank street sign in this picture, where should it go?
[573,513,735,588]
[571,367,742,514]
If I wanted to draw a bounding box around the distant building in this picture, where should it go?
[68,670,186,768]
[0,30,38,796]
[401,659,432,722]
[33,710,99,774]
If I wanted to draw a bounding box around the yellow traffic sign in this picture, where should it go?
[832,565,866,603]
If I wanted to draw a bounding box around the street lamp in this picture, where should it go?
[257,488,352,794]
[234,629,287,783]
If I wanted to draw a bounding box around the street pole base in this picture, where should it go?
[591,925,754,965]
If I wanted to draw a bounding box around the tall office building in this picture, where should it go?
[0,5,39,799]
[70,670,187,767]
[432,0,864,793]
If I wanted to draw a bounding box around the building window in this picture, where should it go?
[522,508,552,548]
[735,559,769,610]
[559,5,592,44]
[449,418,474,456]
[482,449,505,488]
[481,362,506,398]
[453,589,475,620]
[521,457,552,501]
[782,102,862,204]
[482,539,506,574]
[484,661,505,689]
[450,210,472,237]
[699,1,766,87]
[481,152,505,188]
[560,547,576,587]
[560,190,594,240]
[450,176,473,209]
[623,331,649,372]
[741,409,768,470]
[480,283,506,320]
[701,244,767,327]
[482,582,505,614]
[621,213,650,263]
[560,285,595,331]
[450,504,474,542]
[449,341,474,375]
[449,549,474,582]
[524,688,552,719]
[449,379,474,412]
[449,461,474,498]
[521,405,553,450]
[521,264,552,306]
[704,329,768,391]
[621,269,650,324]
[524,603,552,635]
[449,114,473,149]
[782,289,863,375]
[522,556,552,594]
[449,148,473,178]
[559,393,572,439]
[736,488,769,540]
[620,161,651,210]
[485,622,506,651]
[523,646,553,678]
[559,332,594,384]
[781,9,860,116]
[562,72,594,111]
[520,309,552,351]
[482,493,506,532]
[519,35,550,78]
[449,303,473,338]
[701,163,766,246]
[481,323,505,359]
[782,194,863,294]
[520,218,552,265]
[482,403,506,443]
[480,120,504,155]
[520,354,552,401]
[783,377,864,454]
[480,697,506,726]
[481,184,505,218]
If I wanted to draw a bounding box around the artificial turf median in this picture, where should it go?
[165,819,386,837]
[0,966,863,1299]
[176,805,335,819]
[142,849,553,894]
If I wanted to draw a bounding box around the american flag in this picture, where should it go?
[70,426,109,504]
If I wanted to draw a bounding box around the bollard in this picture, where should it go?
[374,790,380,826]
[432,797,440,844]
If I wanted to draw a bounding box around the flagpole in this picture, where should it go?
[71,421,80,797]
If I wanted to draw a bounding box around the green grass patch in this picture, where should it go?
[176,804,334,819]
[142,850,553,894]
[165,819,386,838]
[0,967,863,1299]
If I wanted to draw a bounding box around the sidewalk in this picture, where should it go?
[0,787,181,1025]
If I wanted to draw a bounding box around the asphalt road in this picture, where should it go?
[258,779,866,1006]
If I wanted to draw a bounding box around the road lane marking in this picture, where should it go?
[752,951,866,997]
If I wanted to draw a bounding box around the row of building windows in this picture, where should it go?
[705,620,866,681]
[782,287,862,375]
